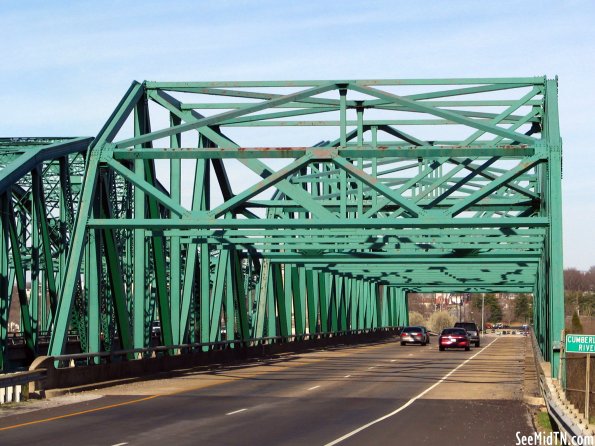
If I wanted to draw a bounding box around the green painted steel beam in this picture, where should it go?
[206,117,536,127]
[147,78,544,88]
[112,145,535,160]
[181,99,543,110]
[544,78,564,376]
[263,254,540,263]
[348,84,538,145]
[87,217,549,229]
[115,83,337,148]
[159,227,546,237]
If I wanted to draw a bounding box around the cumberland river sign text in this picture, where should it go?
[566,334,595,353]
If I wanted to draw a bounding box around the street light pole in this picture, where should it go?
[481,294,485,333]
[459,294,462,321]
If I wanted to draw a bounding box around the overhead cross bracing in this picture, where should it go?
[0,78,564,377]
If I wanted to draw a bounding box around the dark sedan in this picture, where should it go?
[438,328,470,351]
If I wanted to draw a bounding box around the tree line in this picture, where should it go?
[564,267,595,317]
[470,293,531,324]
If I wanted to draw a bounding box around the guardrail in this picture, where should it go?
[530,328,594,441]
[5,327,399,396]
[0,370,46,404]
[45,327,399,366]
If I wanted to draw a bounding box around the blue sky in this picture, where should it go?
[1,0,594,269]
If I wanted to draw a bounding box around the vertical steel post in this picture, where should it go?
[283,263,294,336]
[133,134,146,349]
[339,87,347,219]
[87,228,100,362]
[292,265,305,336]
[200,243,211,348]
[356,101,364,216]
[0,193,10,370]
[169,114,181,344]
[545,78,564,377]
[318,272,329,333]
[58,156,69,289]
[31,175,39,346]
[209,249,229,341]
[8,198,35,358]
[224,253,234,345]
[586,353,591,422]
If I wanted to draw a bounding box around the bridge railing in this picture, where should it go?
[2,327,399,400]
[0,370,46,404]
[49,327,399,366]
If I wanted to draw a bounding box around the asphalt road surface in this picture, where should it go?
[0,335,535,445]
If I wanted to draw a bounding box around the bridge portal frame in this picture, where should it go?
[0,77,563,376]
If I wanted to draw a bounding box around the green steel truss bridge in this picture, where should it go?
[0,77,564,376]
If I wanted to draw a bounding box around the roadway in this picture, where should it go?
[0,335,535,445]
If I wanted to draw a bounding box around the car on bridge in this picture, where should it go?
[438,328,470,351]
[454,321,480,347]
[400,326,430,346]
[150,321,161,338]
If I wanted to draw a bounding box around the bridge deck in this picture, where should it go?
[0,335,538,445]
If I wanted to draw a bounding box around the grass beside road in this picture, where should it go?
[535,410,554,433]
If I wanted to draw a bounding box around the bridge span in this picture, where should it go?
[0,77,564,382]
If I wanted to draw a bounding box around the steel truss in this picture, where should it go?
[0,137,92,369]
[0,77,564,376]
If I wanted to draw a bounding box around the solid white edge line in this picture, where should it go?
[226,408,248,415]
[112,443,128,446]
[324,338,499,446]
[308,385,321,391]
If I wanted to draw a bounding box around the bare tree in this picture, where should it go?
[408,311,425,327]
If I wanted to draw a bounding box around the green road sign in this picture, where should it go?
[566,334,595,353]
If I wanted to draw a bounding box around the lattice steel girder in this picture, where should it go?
[0,137,91,193]
[0,77,557,378]
[0,137,92,370]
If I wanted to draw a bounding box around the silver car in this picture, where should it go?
[400,326,430,346]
